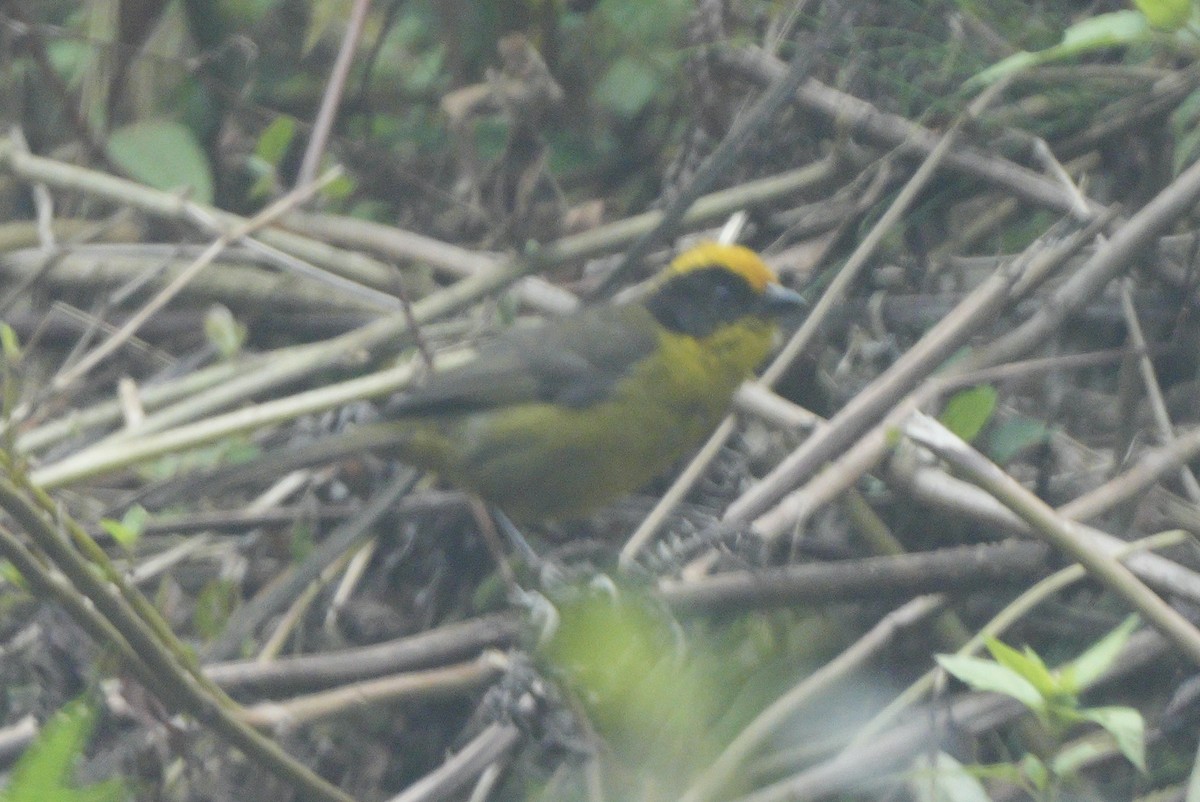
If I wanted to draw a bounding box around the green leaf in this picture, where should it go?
[255,116,296,166]
[967,10,1149,89]
[908,752,991,802]
[0,561,27,589]
[203,305,246,359]
[954,757,1033,788]
[67,782,126,802]
[935,653,1045,711]
[969,51,1038,88]
[1059,615,1139,692]
[108,119,214,204]
[1049,738,1105,777]
[2,698,126,802]
[99,505,148,552]
[939,385,997,443]
[544,589,719,771]
[1018,754,1049,791]
[985,415,1048,464]
[1078,706,1146,771]
[594,57,661,119]
[98,520,136,549]
[1132,0,1191,30]
[321,172,356,201]
[985,637,1060,699]
[245,157,277,202]
[0,324,21,362]
[1060,10,1149,48]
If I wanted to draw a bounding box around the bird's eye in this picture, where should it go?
[712,283,732,303]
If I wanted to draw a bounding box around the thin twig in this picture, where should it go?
[385,722,522,802]
[202,467,419,661]
[295,0,370,187]
[205,613,520,696]
[239,655,504,731]
[1118,277,1200,501]
[729,218,1105,532]
[852,529,1189,746]
[679,596,944,802]
[904,412,1200,666]
[892,457,1200,605]
[596,0,859,295]
[0,471,357,802]
[52,168,343,392]
[715,46,1106,219]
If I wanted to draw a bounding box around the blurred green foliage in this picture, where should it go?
[544,590,722,781]
[11,0,1188,235]
[939,384,997,444]
[937,616,1146,796]
[5,0,699,220]
[0,699,127,802]
[539,586,859,799]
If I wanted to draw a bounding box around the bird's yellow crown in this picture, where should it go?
[668,242,777,293]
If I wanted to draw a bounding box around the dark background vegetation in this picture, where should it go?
[3,0,1200,800]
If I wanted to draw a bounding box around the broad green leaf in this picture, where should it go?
[1132,0,1191,30]
[985,637,1059,699]
[939,385,997,443]
[2,698,126,802]
[108,119,214,204]
[65,783,126,802]
[98,518,136,548]
[935,654,1045,711]
[245,157,276,201]
[255,116,296,166]
[1079,706,1146,771]
[1059,615,1139,692]
[969,51,1037,88]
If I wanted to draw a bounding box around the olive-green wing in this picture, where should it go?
[386,303,658,416]
[140,306,658,509]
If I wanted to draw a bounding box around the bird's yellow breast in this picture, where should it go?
[398,318,776,521]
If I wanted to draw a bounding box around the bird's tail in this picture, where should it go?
[137,421,419,509]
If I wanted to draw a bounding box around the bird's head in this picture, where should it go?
[645,242,806,338]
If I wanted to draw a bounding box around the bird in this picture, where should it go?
[165,242,805,522]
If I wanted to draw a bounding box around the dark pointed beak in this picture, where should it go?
[760,283,807,318]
